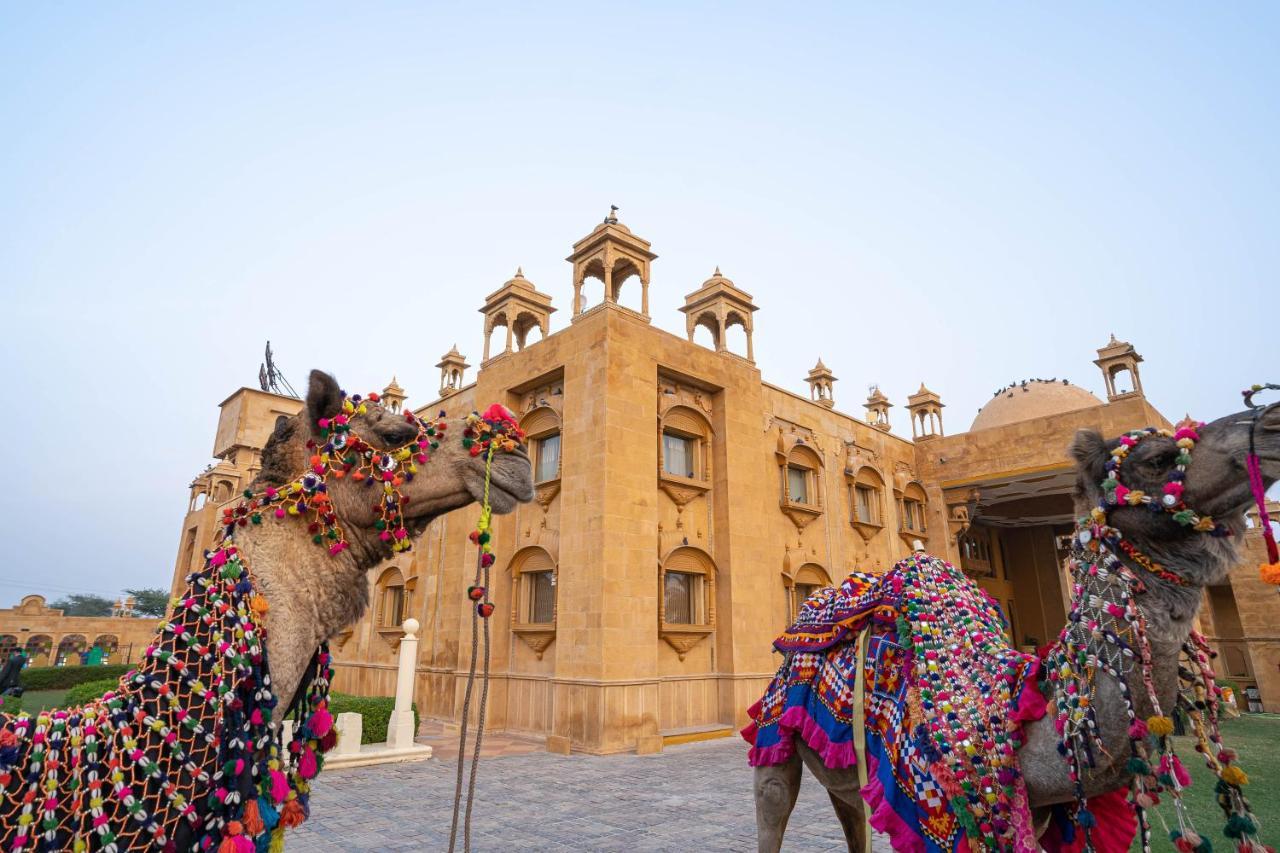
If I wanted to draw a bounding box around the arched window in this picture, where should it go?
[660,406,711,482]
[785,563,832,621]
[782,444,823,509]
[848,466,885,537]
[660,547,715,627]
[56,634,87,666]
[510,547,557,627]
[522,407,561,485]
[375,567,408,629]
[25,635,52,666]
[899,482,928,534]
[659,547,716,661]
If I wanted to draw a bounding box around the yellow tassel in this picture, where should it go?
[269,827,285,853]
[1221,765,1249,786]
[1146,715,1175,737]
[1260,562,1280,585]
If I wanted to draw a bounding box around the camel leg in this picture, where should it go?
[796,740,868,853]
[754,752,802,853]
[826,789,868,853]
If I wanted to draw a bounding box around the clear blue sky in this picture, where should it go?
[0,4,1274,603]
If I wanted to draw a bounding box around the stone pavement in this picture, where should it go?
[290,736,890,852]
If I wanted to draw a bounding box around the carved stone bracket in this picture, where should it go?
[781,501,821,533]
[513,625,556,660]
[659,625,713,661]
[849,520,883,542]
[535,479,561,513]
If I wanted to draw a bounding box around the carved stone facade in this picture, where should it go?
[169,214,1280,755]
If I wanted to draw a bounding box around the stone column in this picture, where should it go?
[387,618,419,749]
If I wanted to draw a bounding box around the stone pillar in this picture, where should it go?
[387,618,419,749]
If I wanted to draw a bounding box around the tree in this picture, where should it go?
[125,588,170,618]
[49,594,113,617]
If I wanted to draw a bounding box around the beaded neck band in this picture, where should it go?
[1087,417,1229,587]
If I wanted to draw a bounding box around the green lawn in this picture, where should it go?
[1134,714,1278,852]
[18,689,68,713]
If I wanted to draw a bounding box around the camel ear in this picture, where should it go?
[306,370,344,428]
[1069,429,1108,498]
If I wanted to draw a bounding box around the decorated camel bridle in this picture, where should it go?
[0,393,524,853]
[1047,403,1274,853]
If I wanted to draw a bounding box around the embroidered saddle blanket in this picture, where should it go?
[743,553,1045,853]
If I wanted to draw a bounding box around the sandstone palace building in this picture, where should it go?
[170,214,1280,753]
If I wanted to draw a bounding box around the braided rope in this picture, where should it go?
[448,444,496,853]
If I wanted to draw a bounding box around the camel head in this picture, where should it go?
[253,370,534,568]
[1070,400,1280,586]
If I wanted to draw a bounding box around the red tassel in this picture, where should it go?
[319,728,338,753]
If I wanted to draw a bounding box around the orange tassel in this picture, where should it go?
[280,798,306,829]
[1260,562,1280,585]
[251,595,270,618]
[242,799,265,836]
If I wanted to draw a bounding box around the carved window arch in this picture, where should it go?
[25,634,52,666]
[896,481,929,547]
[849,466,885,540]
[510,546,557,628]
[782,444,823,510]
[212,480,234,503]
[522,406,561,485]
[56,634,87,666]
[660,405,712,483]
[374,566,409,630]
[659,547,716,660]
[784,562,832,621]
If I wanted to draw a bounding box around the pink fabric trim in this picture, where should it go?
[745,705,858,769]
[860,750,925,853]
[1011,656,1047,725]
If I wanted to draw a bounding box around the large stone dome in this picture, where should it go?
[971,379,1102,432]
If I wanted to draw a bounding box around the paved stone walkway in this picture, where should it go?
[290,736,891,852]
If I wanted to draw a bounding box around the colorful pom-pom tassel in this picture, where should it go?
[1260,562,1280,585]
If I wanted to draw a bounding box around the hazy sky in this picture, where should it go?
[1,5,1274,603]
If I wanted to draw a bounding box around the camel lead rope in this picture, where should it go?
[1243,383,1280,581]
[448,443,497,853]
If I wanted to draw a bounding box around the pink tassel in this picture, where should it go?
[1172,755,1191,787]
[270,770,289,803]
[309,706,333,738]
[250,708,263,726]
[298,747,318,780]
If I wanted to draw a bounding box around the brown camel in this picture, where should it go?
[753,401,1280,852]
[0,370,535,850]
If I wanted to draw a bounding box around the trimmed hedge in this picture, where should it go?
[64,677,122,707]
[0,693,22,715]
[327,693,419,745]
[19,664,129,691]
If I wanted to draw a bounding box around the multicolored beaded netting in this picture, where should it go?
[0,393,523,852]
[1046,417,1270,853]
[0,542,333,853]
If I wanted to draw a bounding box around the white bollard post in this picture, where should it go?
[332,712,363,756]
[386,618,419,749]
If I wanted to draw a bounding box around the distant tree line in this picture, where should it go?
[48,588,169,618]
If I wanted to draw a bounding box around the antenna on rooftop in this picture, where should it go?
[259,341,299,398]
